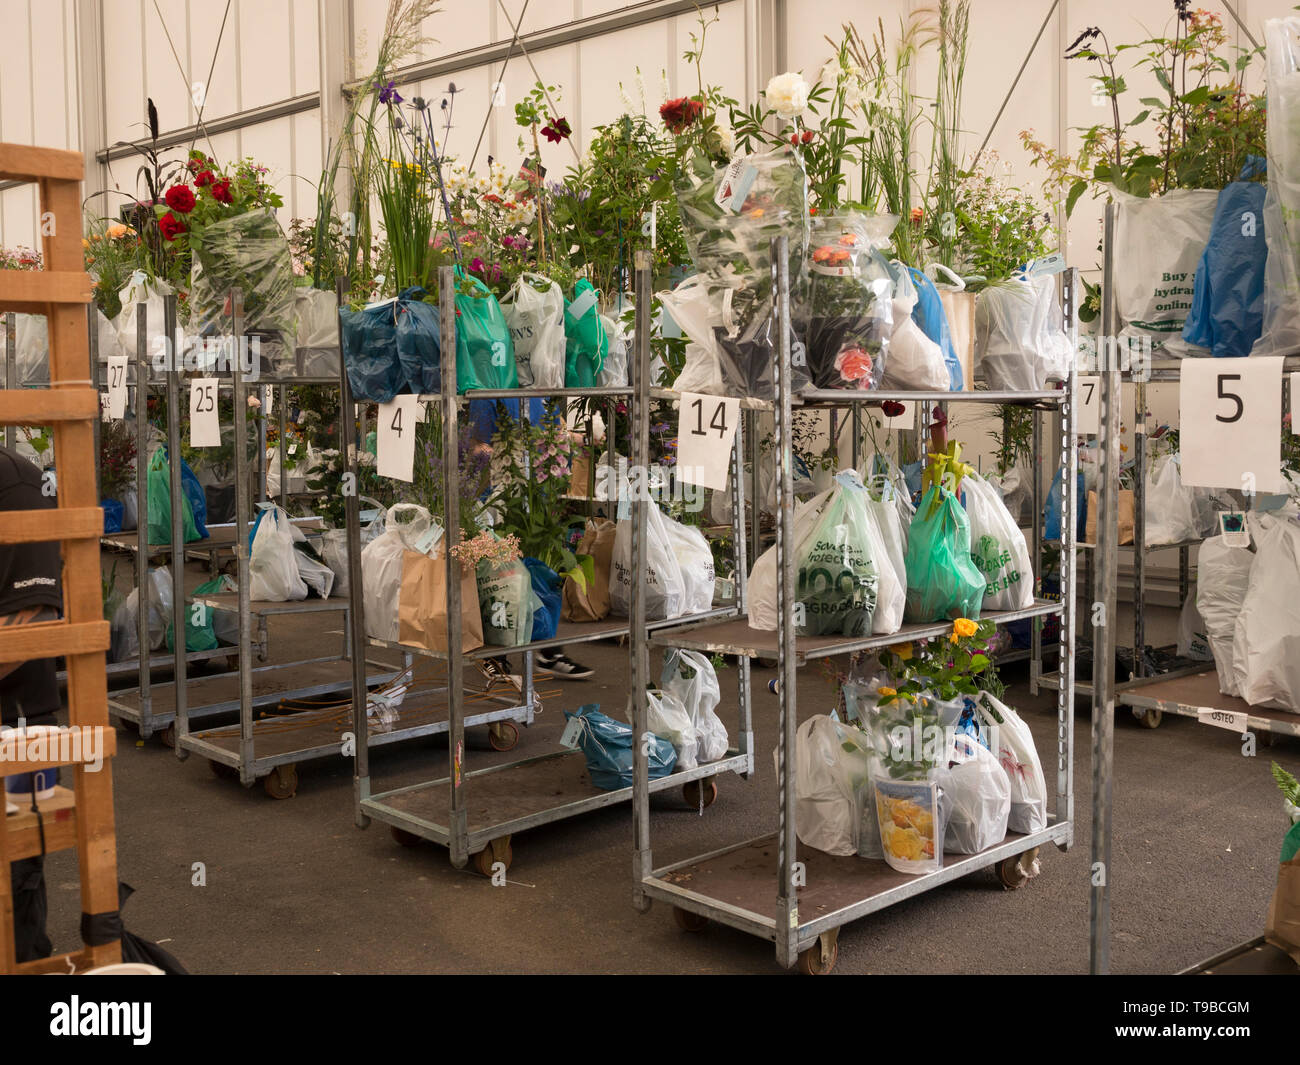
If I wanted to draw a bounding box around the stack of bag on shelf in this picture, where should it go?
[248,503,335,601]
[636,649,730,775]
[107,567,240,663]
[609,503,716,621]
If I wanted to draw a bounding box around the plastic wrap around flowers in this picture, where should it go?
[795,210,897,391]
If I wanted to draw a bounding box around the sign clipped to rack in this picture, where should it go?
[1076,375,1100,436]
[676,392,740,491]
[377,395,419,482]
[1180,358,1284,494]
[189,378,220,447]
[1193,705,1250,734]
[105,355,128,420]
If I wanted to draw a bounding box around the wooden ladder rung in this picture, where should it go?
[0,271,92,312]
[0,143,83,183]
[0,732,117,778]
[0,620,109,660]
[0,388,99,425]
[0,506,104,544]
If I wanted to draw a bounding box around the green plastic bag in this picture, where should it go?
[904,485,987,622]
[146,448,200,546]
[564,279,608,387]
[795,471,879,636]
[165,577,221,653]
[454,269,519,392]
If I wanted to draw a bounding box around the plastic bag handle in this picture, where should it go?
[923,262,965,291]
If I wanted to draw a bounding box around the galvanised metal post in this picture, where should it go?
[165,292,188,759]
[133,300,152,736]
[232,290,255,785]
[631,249,653,910]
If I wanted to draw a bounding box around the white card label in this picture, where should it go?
[1194,705,1249,734]
[377,395,419,482]
[676,392,740,491]
[882,400,914,429]
[105,355,128,421]
[1180,357,1283,494]
[568,288,598,320]
[714,158,758,213]
[1024,251,1066,278]
[1292,372,1300,433]
[559,716,584,749]
[189,378,220,447]
[1076,376,1100,436]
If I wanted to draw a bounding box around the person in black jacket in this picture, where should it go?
[0,445,64,962]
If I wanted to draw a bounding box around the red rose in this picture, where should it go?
[659,96,704,135]
[834,346,873,384]
[194,169,215,187]
[164,185,196,213]
[158,212,186,241]
[210,179,233,205]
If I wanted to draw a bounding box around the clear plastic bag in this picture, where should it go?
[881,263,950,391]
[642,689,698,772]
[962,470,1034,611]
[502,273,566,388]
[936,732,1011,854]
[794,470,880,637]
[360,503,433,641]
[189,210,296,343]
[661,649,727,764]
[294,287,340,376]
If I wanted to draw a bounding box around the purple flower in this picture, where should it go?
[469,257,485,273]
[377,79,403,105]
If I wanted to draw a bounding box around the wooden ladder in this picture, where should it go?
[0,142,120,973]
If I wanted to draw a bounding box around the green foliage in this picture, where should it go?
[1274,762,1300,807]
[877,618,1000,702]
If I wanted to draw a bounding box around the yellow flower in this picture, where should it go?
[876,686,897,698]
[952,618,978,639]
[888,642,913,660]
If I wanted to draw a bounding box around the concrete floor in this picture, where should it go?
[40,557,1300,974]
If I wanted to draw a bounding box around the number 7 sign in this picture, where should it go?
[1180,357,1283,494]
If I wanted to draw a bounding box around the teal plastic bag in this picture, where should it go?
[795,471,880,636]
[146,448,200,546]
[564,279,607,387]
[165,576,221,652]
[454,269,519,392]
[904,484,986,622]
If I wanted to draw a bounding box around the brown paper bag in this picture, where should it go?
[938,288,976,392]
[562,518,616,622]
[1265,855,1300,965]
[398,548,484,653]
[1085,489,1135,546]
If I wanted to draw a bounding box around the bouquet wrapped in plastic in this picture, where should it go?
[189,210,296,344]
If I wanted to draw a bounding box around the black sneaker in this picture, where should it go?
[480,657,514,684]
[535,650,594,680]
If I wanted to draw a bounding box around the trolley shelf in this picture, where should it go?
[652,386,1067,409]
[192,592,350,617]
[642,822,1072,949]
[1118,669,1300,737]
[363,746,751,853]
[648,600,1061,662]
[99,517,324,556]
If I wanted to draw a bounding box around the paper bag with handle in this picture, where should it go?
[398,547,484,653]
[1085,489,1135,546]
[563,518,616,622]
[1265,823,1300,965]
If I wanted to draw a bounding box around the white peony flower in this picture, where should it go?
[715,121,736,156]
[765,71,811,118]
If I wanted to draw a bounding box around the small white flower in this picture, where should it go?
[765,71,811,118]
[462,207,478,225]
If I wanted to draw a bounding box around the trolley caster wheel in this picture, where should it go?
[262,764,299,800]
[997,848,1041,890]
[390,825,422,848]
[682,777,718,810]
[209,760,238,781]
[797,940,839,975]
[1133,707,1162,729]
[158,723,177,749]
[672,906,709,933]
[473,838,513,878]
[488,721,519,752]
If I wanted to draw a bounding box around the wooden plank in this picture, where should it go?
[0,388,99,424]
[0,143,83,182]
[0,728,116,776]
[0,619,108,659]
[0,506,102,544]
[0,270,91,307]
[4,787,78,861]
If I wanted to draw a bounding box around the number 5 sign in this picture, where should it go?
[676,392,739,491]
[1180,357,1284,494]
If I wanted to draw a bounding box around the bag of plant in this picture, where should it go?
[881,264,950,391]
[1196,532,1256,698]
[642,690,699,772]
[1255,19,1300,356]
[340,299,405,403]
[1144,453,1200,547]
[661,648,728,765]
[973,691,1047,835]
[660,276,780,397]
[974,279,1044,391]
[192,575,240,647]
[502,273,566,388]
[962,470,1034,612]
[109,567,172,662]
[102,499,124,534]
[393,286,441,395]
[794,470,880,637]
[610,504,687,621]
[523,557,563,641]
[565,703,676,791]
[114,272,171,361]
[936,731,1011,854]
[146,448,200,546]
[564,279,608,387]
[189,210,296,343]
[795,211,896,390]
[361,504,434,641]
[791,714,874,856]
[454,268,519,392]
[293,287,341,376]
[748,488,832,630]
[597,313,629,387]
[904,484,986,623]
[661,515,715,616]
[908,266,963,390]
[477,557,539,648]
[248,504,308,602]
[1231,515,1300,712]
[563,518,616,622]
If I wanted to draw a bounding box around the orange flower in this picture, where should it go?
[910,206,923,224]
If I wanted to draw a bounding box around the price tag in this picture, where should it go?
[882,400,914,429]
[559,716,584,750]
[1219,511,1250,547]
[377,395,419,482]
[714,158,757,214]
[99,392,111,422]
[1076,376,1100,436]
[189,378,220,447]
[1180,358,1284,494]
[287,443,298,456]
[568,287,598,320]
[1194,705,1250,734]
[105,355,128,420]
[676,392,739,491]
[1024,251,1066,278]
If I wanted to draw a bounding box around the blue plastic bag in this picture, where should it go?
[394,286,441,394]
[102,498,124,534]
[564,703,676,791]
[1044,468,1087,542]
[907,267,963,390]
[180,458,208,540]
[340,300,404,403]
[524,557,562,641]
[1182,156,1267,358]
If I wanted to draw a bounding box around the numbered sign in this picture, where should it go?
[676,392,740,491]
[882,400,914,430]
[377,395,419,482]
[1076,375,1100,436]
[105,355,128,421]
[189,378,220,447]
[1194,705,1250,734]
[1181,358,1283,494]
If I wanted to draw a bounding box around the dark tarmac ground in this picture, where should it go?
[40,558,1300,974]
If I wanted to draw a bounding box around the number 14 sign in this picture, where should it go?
[1180,357,1284,495]
[676,393,740,491]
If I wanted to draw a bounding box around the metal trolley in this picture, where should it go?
[343,260,750,872]
[630,241,1079,973]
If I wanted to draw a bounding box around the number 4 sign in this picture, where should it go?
[676,392,740,491]
[1181,357,1284,495]
[377,395,420,482]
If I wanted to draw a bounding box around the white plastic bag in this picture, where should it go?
[1231,516,1300,712]
[962,470,1034,611]
[15,313,48,385]
[643,690,698,772]
[293,544,335,599]
[747,488,833,630]
[322,500,385,598]
[502,273,566,388]
[249,505,308,602]
[1196,533,1257,698]
[662,649,727,764]
[792,715,873,856]
[1145,453,1200,546]
[114,272,172,359]
[974,692,1047,835]
[974,280,1039,390]
[610,504,686,620]
[659,277,727,395]
[988,465,1029,527]
[881,263,950,391]
[597,312,629,387]
[862,497,905,634]
[1176,595,1213,662]
[361,503,434,641]
[1112,188,1217,355]
[109,567,173,662]
[266,446,310,498]
[661,515,715,615]
[938,732,1011,854]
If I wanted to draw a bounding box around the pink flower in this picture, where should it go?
[469,257,485,273]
